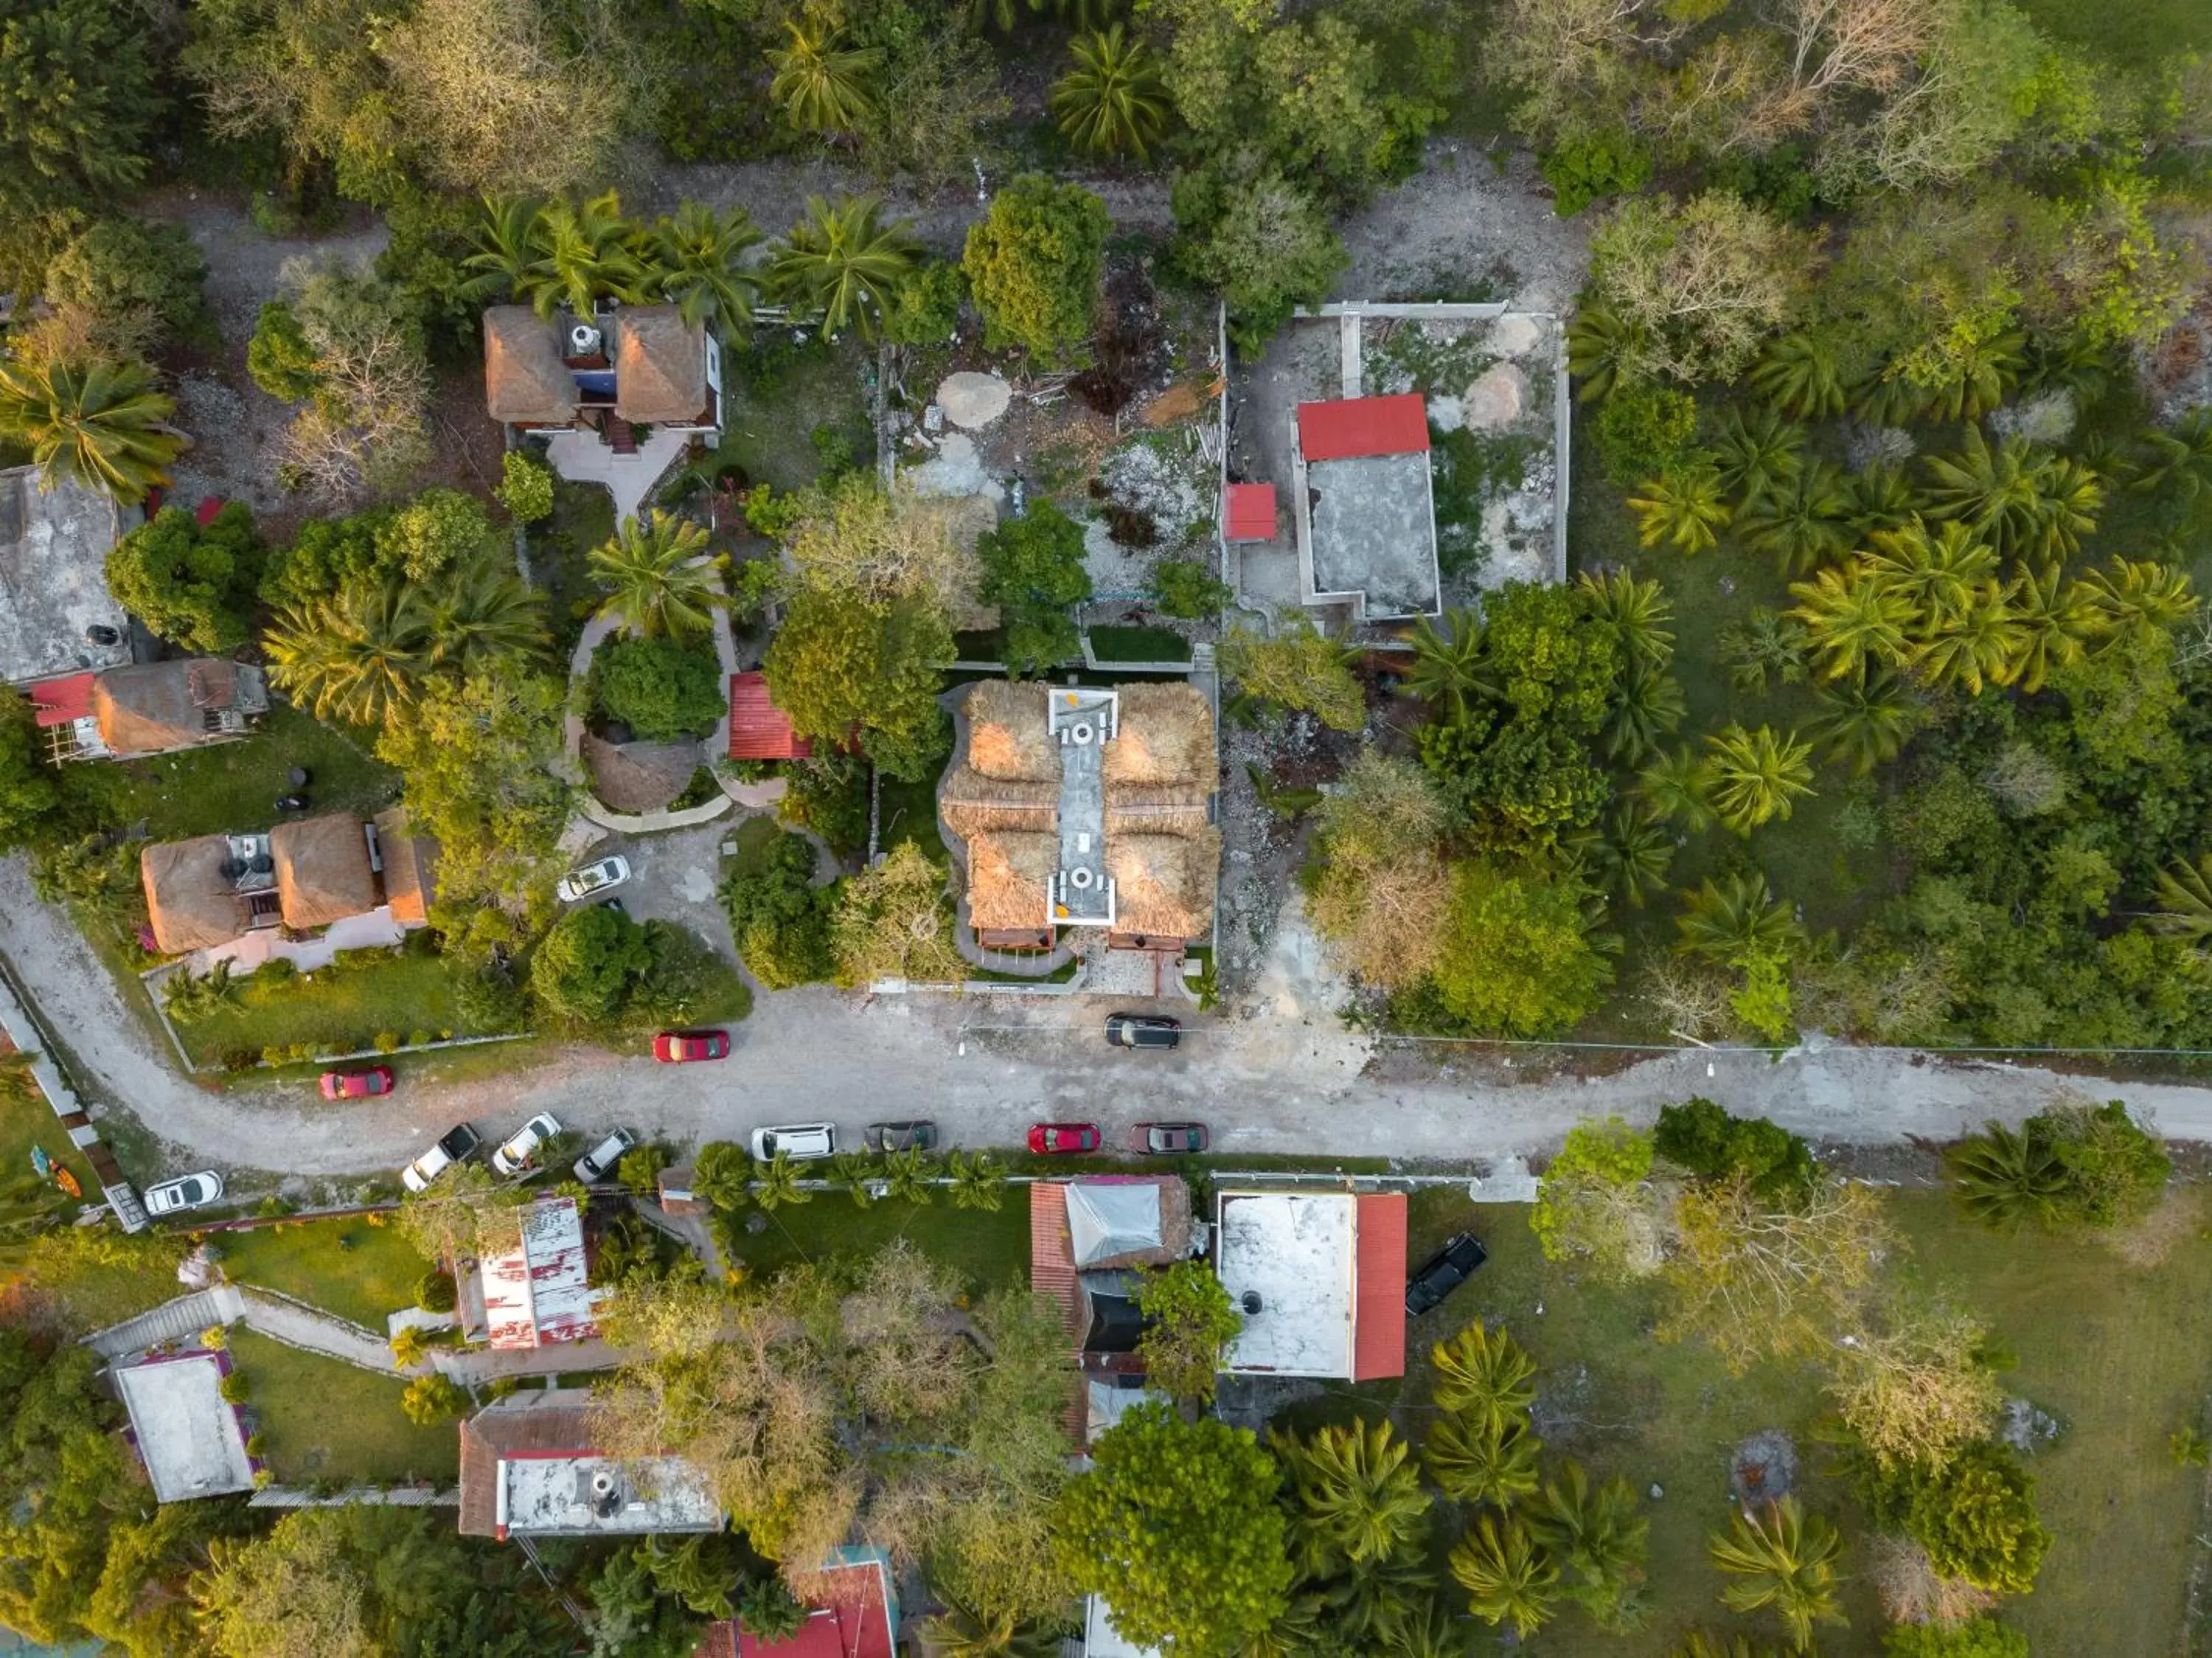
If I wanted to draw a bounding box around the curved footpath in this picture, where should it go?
[7,856,2212,1179]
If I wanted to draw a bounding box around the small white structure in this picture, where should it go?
[112,1351,255,1502]
[935,370,1013,430]
[1067,1181,1166,1269]
[459,1390,720,1541]
[1085,1595,1166,1658]
[1214,1189,1408,1381]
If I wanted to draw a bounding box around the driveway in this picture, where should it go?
[8,856,2212,1181]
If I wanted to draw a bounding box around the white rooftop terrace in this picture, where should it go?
[0,466,133,686]
[114,1352,255,1502]
[498,1454,720,1537]
[1215,1190,1356,1378]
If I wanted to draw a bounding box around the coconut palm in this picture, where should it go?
[1627,463,1731,554]
[1707,1497,1847,1652]
[1449,1512,1559,1640]
[1429,1321,1536,1436]
[1605,662,1686,763]
[644,201,763,332]
[767,21,882,133]
[1922,429,2096,562]
[389,1325,433,1371]
[1860,519,1998,634]
[917,1599,1060,1658]
[2132,408,2212,501]
[1787,562,1911,684]
[751,1151,810,1212]
[1275,1420,1431,1572]
[1234,1592,1331,1658]
[461,195,543,302]
[1747,332,1846,420]
[0,355,182,505]
[947,1148,1006,1211]
[1846,462,1919,538]
[1703,724,1815,835]
[421,555,549,674]
[1572,799,1675,908]
[1325,1551,1436,1648]
[1711,406,1806,511]
[2017,329,2115,404]
[1531,1461,1651,1633]
[1719,607,1810,695]
[1850,366,1931,427]
[1674,871,1798,965]
[1739,460,1853,575]
[827,1151,879,1209]
[770,195,925,341]
[163,960,243,1021]
[1576,569,1674,671]
[1424,1412,1542,1508]
[2003,560,2098,693]
[522,192,649,322]
[1638,744,1716,833]
[881,1145,935,1205]
[1943,1119,2071,1231]
[1566,302,1640,403]
[1806,672,1918,775]
[1401,608,1490,722]
[2080,555,2199,638]
[2149,855,2212,947]
[1911,578,2022,696]
[588,511,723,640]
[1382,1597,1473,1658]
[264,580,432,727]
[1051,26,1169,162]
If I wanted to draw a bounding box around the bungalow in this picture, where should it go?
[28,657,267,763]
[111,1350,257,1503]
[458,1390,719,1541]
[460,1196,605,1352]
[139,811,440,956]
[1213,1187,1408,1383]
[483,303,723,451]
[1031,1177,1195,1440]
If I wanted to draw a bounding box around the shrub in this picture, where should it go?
[415,1269,458,1313]
[724,830,837,988]
[244,1432,267,1457]
[616,1145,667,1193]
[594,634,726,742]
[218,1371,251,1403]
[1882,1620,2028,1658]
[1861,1442,2051,1596]
[259,957,298,985]
[246,299,322,402]
[44,217,212,347]
[1593,383,1699,485]
[1540,130,1653,218]
[1654,1097,1816,1199]
[400,1373,467,1425]
[496,449,554,523]
[373,1031,402,1053]
[200,1325,228,1350]
[961,173,1110,362]
[1152,558,1231,620]
[104,503,262,653]
[779,754,870,857]
[884,259,966,345]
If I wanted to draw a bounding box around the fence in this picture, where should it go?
[0,948,147,1230]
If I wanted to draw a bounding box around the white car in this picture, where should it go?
[750,1123,837,1162]
[401,1123,481,1193]
[492,1111,563,1177]
[557,856,631,903]
[573,1128,638,1184]
[143,1170,225,1216]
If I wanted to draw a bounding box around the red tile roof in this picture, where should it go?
[1224,482,1277,542]
[735,1561,896,1658]
[1351,1193,1408,1381]
[1029,1182,1087,1441]
[27,672,97,728]
[728,671,813,761]
[1296,395,1431,463]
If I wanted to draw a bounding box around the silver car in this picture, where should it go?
[556,855,631,903]
[573,1128,637,1184]
[143,1170,225,1216]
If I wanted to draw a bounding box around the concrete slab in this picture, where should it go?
[1338,313,1363,399]
[542,427,691,526]
[113,1351,254,1502]
[1307,451,1439,618]
[1217,1190,1356,1378]
[935,371,1012,430]
[0,467,133,685]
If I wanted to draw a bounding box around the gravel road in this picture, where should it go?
[9,858,2212,1182]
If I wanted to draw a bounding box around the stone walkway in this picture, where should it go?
[88,1285,395,1373]
[544,426,690,524]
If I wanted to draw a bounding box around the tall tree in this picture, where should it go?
[1586,193,1809,384]
[1708,1498,1847,1652]
[1450,1512,1558,1640]
[1051,26,1169,161]
[770,196,925,341]
[263,580,431,727]
[644,202,762,332]
[766,21,880,135]
[588,512,723,641]
[1272,1420,1431,1574]
[963,176,1110,363]
[1132,1260,1242,1404]
[0,356,181,504]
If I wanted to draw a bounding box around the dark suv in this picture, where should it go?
[865,1121,939,1153]
[1405,1232,1489,1316]
[1105,1013,1181,1050]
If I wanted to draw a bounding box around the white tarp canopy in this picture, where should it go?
[1067,1182,1164,1267]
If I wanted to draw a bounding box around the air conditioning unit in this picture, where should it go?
[568,322,604,358]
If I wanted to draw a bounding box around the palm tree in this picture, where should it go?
[1605,662,1686,763]
[1707,1497,1847,1652]
[163,960,243,1021]
[1449,1512,1559,1640]
[1382,1597,1473,1658]
[1674,872,1798,965]
[461,195,543,302]
[1747,332,1846,420]
[751,1151,810,1212]
[2003,560,2097,693]
[1921,429,2096,562]
[1719,606,1810,695]
[422,555,549,674]
[881,1145,935,1205]
[694,1143,755,1211]
[2150,855,2212,946]
[0,1171,76,1265]
[1401,609,1489,722]
[1911,577,2022,696]
[1711,406,1805,511]
[1325,1552,1436,1648]
[827,1151,879,1209]
[1572,799,1675,908]
[1532,1461,1650,1633]
[2132,408,2212,501]
[1051,26,1169,162]
[1429,1322,1535,1436]
[0,356,183,504]
[1703,724,1815,835]
[2081,555,2199,638]
[1275,1420,1431,1572]
[1919,327,2025,423]
[1566,302,1640,403]
[1424,1412,1542,1507]
[1860,519,1997,634]
[522,192,649,321]
[588,512,723,640]
[1850,366,1931,427]
[1786,562,1910,684]
[2038,457,2104,559]
[1846,462,1918,538]
[1672,1635,1790,1658]
[947,1148,1006,1211]
[1806,673,1918,775]
[644,201,762,331]
[1942,1119,2070,1231]
[766,21,882,134]
[1638,744,1715,833]
[1576,569,1674,671]
[769,195,925,341]
[1627,463,1731,554]
[918,1599,1060,1658]
[389,1324,432,1371]
[1234,1591,1331,1658]
[2018,329,2115,403]
[264,581,431,728]
[1738,460,1853,575]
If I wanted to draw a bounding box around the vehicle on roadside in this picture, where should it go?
[556,855,630,903]
[1105,1013,1181,1050]
[401,1123,482,1193]
[750,1123,836,1161]
[572,1128,637,1184]
[320,1065,394,1100]
[1127,1122,1208,1154]
[653,1030,729,1064]
[1028,1122,1102,1154]
[143,1170,225,1215]
[491,1111,563,1176]
[1405,1232,1489,1317]
[864,1120,937,1153]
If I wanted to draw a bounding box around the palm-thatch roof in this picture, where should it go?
[141,836,248,954]
[373,807,440,927]
[93,659,260,757]
[960,681,1060,782]
[582,735,699,814]
[613,307,706,423]
[1106,828,1221,940]
[484,307,577,426]
[966,830,1056,932]
[1103,683,1214,787]
[271,814,378,930]
[939,769,1058,840]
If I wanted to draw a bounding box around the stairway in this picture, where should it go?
[87,1286,246,1359]
[605,414,638,455]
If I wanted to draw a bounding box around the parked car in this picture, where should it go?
[1405,1232,1489,1317]
[491,1111,563,1176]
[572,1128,638,1184]
[750,1123,836,1161]
[401,1123,482,1193]
[653,1030,729,1063]
[1105,1013,1181,1050]
[556,855,631,903]
[1127,1122,1208,1154]
[143,1170,225,1216]
[1028,1122,1102,1154]
[320,1065,394,1100]
[865,1120,938,1153]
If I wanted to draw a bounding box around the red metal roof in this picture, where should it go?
[728,670,813,761]
[194,496,229,528]
[27,673,97,728]
[1029,1182,1088,1442]
[736,1562,895,1658]
[1224,482,1277,542]
[1296,395,1431,463]
[1351,1193,1408,1381]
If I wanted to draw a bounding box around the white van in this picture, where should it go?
[750,1123,837,1161]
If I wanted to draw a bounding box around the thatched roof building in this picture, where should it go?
[1102,683,1214,788]
[582,734,698,814]
[142,836,248,954]
[1107,828,1222,940]
[92,659,265,757]
[962,681,1061,781]
[966,830,1057,933]
[271,814,378,930]
[372,807,439,927]
[483,307,577,426]
[612,307,706,423]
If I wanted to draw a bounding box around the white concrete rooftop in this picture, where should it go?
[114,1352,255,1502]
[1215,1190,1356,1378]
[498,1454,719,1537]
[0,466,133,686]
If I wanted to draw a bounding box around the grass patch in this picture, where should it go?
[877,771,946,864]
[1088,624,1192,665]
[168,947,505,1069]
[534,477,618,659]
[726,814,785,879]
[227,1328,458,1486]
[721,1194,1032,1291]
[108,701,398,842]
[970,958,1082,984]
[0,1055,103,1207]
[2014,0,2212,63]
[215,1215,434,1331]
[700,336,871,494]
[952,628,1008,664]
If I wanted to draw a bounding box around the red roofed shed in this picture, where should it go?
[1351,1192,1408,1381]
[728,671,813,761]
[1224,482,1278,543]
[1295,394,1430,463]
[194,496,229,529]
[27,673,97,728]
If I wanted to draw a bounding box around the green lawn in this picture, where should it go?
[110,701,400,842]
[722,1193,1032,1292]
[0,1052,103,1210]
[877,772,946,864]
[170,948,508,1069]
[216,1215,434,1331]
[705,336,872,494]
[228,1328,459,1486]
[726,814,785,878]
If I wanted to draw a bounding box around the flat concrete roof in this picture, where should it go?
[1307,452,1439,620]
[0,468,132,685]
[113,1352,254,1502]
[498,1453,720,1537]
[1085,1595,1166,1658]
[1216,1190,1357,1378]
[1048,687,1117,928]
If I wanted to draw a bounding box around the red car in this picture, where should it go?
[319,1065,394,1100]
[1029,1122,1102,1154]
[653,1030,730,1064]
